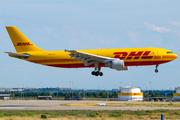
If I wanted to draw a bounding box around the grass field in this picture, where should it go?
[61,102,180,107]
[0,110,180,119]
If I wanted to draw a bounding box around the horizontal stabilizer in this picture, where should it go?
[4,52,30,59]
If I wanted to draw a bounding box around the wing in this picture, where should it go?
[65,49,116,66]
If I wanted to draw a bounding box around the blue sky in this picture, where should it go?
[0,0,180,90]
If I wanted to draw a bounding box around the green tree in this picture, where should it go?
[60,92,66,96]
[155,92,160,97]
[15,93,20,97]
[87,92,92,98]
[73,92,78,97]
[109,93,112,98]
[27,93,33,97]
[144,93,150,98]
[99,92,106,98]
[113,91,118,98]
[170,92,173,97]
[23,93,27,97]
[149,90,153,97]
[54,92,57,96]
[67,93,71,97]
[40,92,46,96]
[80,93,84,97]
[93,92,98,98]
[34,92,38,96]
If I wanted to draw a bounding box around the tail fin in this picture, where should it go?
[6,26,44,52]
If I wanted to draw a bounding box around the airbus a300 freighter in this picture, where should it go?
[5,26,178,76]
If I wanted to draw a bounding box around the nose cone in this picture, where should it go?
[171,54,178,60]
[162,54,178,60]
[174,54,178,59]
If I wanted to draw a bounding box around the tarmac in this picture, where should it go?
[0,100,180,110]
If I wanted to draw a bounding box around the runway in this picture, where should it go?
[0,100,180,110]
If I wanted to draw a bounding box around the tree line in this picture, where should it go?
[144,90,174,98]
[0,91,119,98]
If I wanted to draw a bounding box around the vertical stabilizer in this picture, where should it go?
[6,26,44,52]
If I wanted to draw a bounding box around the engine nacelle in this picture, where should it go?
[105,59,127,70]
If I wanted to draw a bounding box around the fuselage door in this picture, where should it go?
[154,50,162,59]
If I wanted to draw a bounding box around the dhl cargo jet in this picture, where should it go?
[5,26,178,76]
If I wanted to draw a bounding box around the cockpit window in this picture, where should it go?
[167,51,173,54]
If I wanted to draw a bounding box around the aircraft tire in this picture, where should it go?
[91,71,95,75]
[99,72,103,76]
[95,71,99,76]
[155,69,158,73]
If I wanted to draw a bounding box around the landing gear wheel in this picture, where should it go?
[99,72,103,76]
[91,71,95,75]
[92,66,103,76]
[95,71,99,76]
[155,69,158,73]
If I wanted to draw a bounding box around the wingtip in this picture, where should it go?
[4,52,9,54]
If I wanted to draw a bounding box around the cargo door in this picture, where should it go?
[154,50,162,59]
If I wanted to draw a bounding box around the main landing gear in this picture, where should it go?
[155,65,159,73]
[92,70,103,76]
[91,63,103,76]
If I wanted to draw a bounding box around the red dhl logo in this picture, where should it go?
[133,93,142,96]
[15,42,33,46]
[114,51,153,59]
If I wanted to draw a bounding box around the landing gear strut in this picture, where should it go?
[91,63,103,76]
[155,65,159,73]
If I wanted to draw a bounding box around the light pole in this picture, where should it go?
[149,82,152,99]
[84,89,85,100]
[120,82,122,101]
[158,83,160,97]
[97,86,100,100]
[165,93,167,99]
[113,89,114,101]
[69,81,71,100]
[107,91,109,101]
[158,83,160,90]
[72,81,73,99]
[149,82,152,91]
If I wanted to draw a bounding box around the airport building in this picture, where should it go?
[173,87,180,101]
[118,86,143,101]
[0,94,11,100]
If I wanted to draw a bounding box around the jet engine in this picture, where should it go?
[105,59,128,71]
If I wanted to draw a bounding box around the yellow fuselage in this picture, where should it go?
[16,47,177,68]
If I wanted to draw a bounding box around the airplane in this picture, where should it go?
[5,26,178,76]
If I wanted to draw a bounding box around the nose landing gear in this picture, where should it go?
[155,65,159,73]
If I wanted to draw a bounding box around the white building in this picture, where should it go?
[0,94,11,100]
[173,87,180,101]
[118,86,143,101]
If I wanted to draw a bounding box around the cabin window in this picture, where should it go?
[167,51,173,54]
